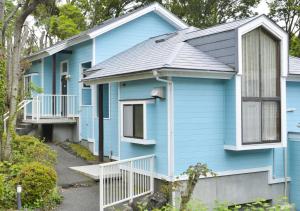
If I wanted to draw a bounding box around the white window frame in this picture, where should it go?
[24,74,32,97]
[60,60,69,95]
[225,16,288,151]
[79,61,92,107]
[120,100,155,145]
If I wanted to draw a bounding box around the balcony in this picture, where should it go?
[23,94,79,124]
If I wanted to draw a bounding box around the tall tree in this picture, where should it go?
[268,0,300,43]
[49,3,87,40]
[168,0,260,28]
[3,0,55,161]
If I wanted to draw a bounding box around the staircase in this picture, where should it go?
[16,122,35,135]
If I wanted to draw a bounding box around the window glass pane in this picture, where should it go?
[242,29,260,97]
[82,89,91,105]
[82,62,92,88]
[134,105,144,139]
[242,102,261,144]
[25,76,31,96]
[262,101,279,142]
[123,105,133,137]
[260,31,278,97]
[103,84,109,118]
[62,62,68,73]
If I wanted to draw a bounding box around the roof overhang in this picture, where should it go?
[83,68,235,85]
[287,74,300,81]
[25,3,188,62]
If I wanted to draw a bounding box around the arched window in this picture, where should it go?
[242,27,280,144]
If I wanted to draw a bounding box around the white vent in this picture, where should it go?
[151,87,165,99]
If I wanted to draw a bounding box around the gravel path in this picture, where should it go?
[50,144,99,211]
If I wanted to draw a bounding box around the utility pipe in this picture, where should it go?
[153,70,175,206]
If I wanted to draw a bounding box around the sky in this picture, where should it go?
[255,0,270,15]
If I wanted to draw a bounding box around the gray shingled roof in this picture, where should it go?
[289,56,300,74]
[184,16,257,41]
[84,27,234,81]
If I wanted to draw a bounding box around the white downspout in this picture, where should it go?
[284,146,288,196]
[153,70,175,206]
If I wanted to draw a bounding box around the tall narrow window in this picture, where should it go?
[24,75,32,97]
[242,28,280,144]
[123,104,144,139]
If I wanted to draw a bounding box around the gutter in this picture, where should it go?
[153,70,175,206]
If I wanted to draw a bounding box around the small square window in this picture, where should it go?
[123,104,144,139]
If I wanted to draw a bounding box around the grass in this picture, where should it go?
[69,143,97,161]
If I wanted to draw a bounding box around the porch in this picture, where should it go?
[23,94,79,124]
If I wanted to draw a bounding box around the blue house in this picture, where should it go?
[24,3,187,156]
[25,3,300,210]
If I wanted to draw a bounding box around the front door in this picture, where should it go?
[61,61,68,116]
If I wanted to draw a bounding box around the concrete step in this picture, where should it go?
[16,127,32,135]
[16,122,35,135]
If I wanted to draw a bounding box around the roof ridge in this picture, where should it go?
[186,15,258,35]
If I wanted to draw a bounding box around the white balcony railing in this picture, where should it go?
[99,155,155,211]
[25,94,78,120]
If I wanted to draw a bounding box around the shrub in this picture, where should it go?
[0,172,16,209]
[12,135,56,166]
[15,162,57,208]
[69,143,97,161]
[0,174,4,200]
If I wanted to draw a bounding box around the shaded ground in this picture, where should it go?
[50,144,99,211]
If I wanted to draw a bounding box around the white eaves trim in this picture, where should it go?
[84,69,235,85]
[88,3,188,38]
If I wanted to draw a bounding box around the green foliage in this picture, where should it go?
[168,0,259,29]
[268,0,300,41]
[180,163,216,211]
[12,135,57,166]
[0,174,4,200]
[15,162,57,208]
[49,3,87,39]
[0,136,60,209]
[69,143,97,161]
[290,35,300,57]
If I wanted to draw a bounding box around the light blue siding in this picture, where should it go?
[93,12,176,158]
[273,148,285,178]
[94,83,119,158]
[287,82,300,132]
[80,106,94,140]
[82,89,92,105]
[119,79,168,175]
[173,77,274,176]
[95,12,176,62]
[225,77,236,146]
[289,138,300,209]
[43,57,53,94]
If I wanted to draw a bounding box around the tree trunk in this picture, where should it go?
[0,0,5,161]
[4,0,44,161]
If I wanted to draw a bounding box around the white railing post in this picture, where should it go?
[23,101,27,120]
[129,160,134,203]
[99,165,104,211]
[150,156,154,194]
[38,97,40,120]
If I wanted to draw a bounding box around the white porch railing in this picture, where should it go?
[99,155,155,211]
[26,94,78,120]
[3,100,32,132]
